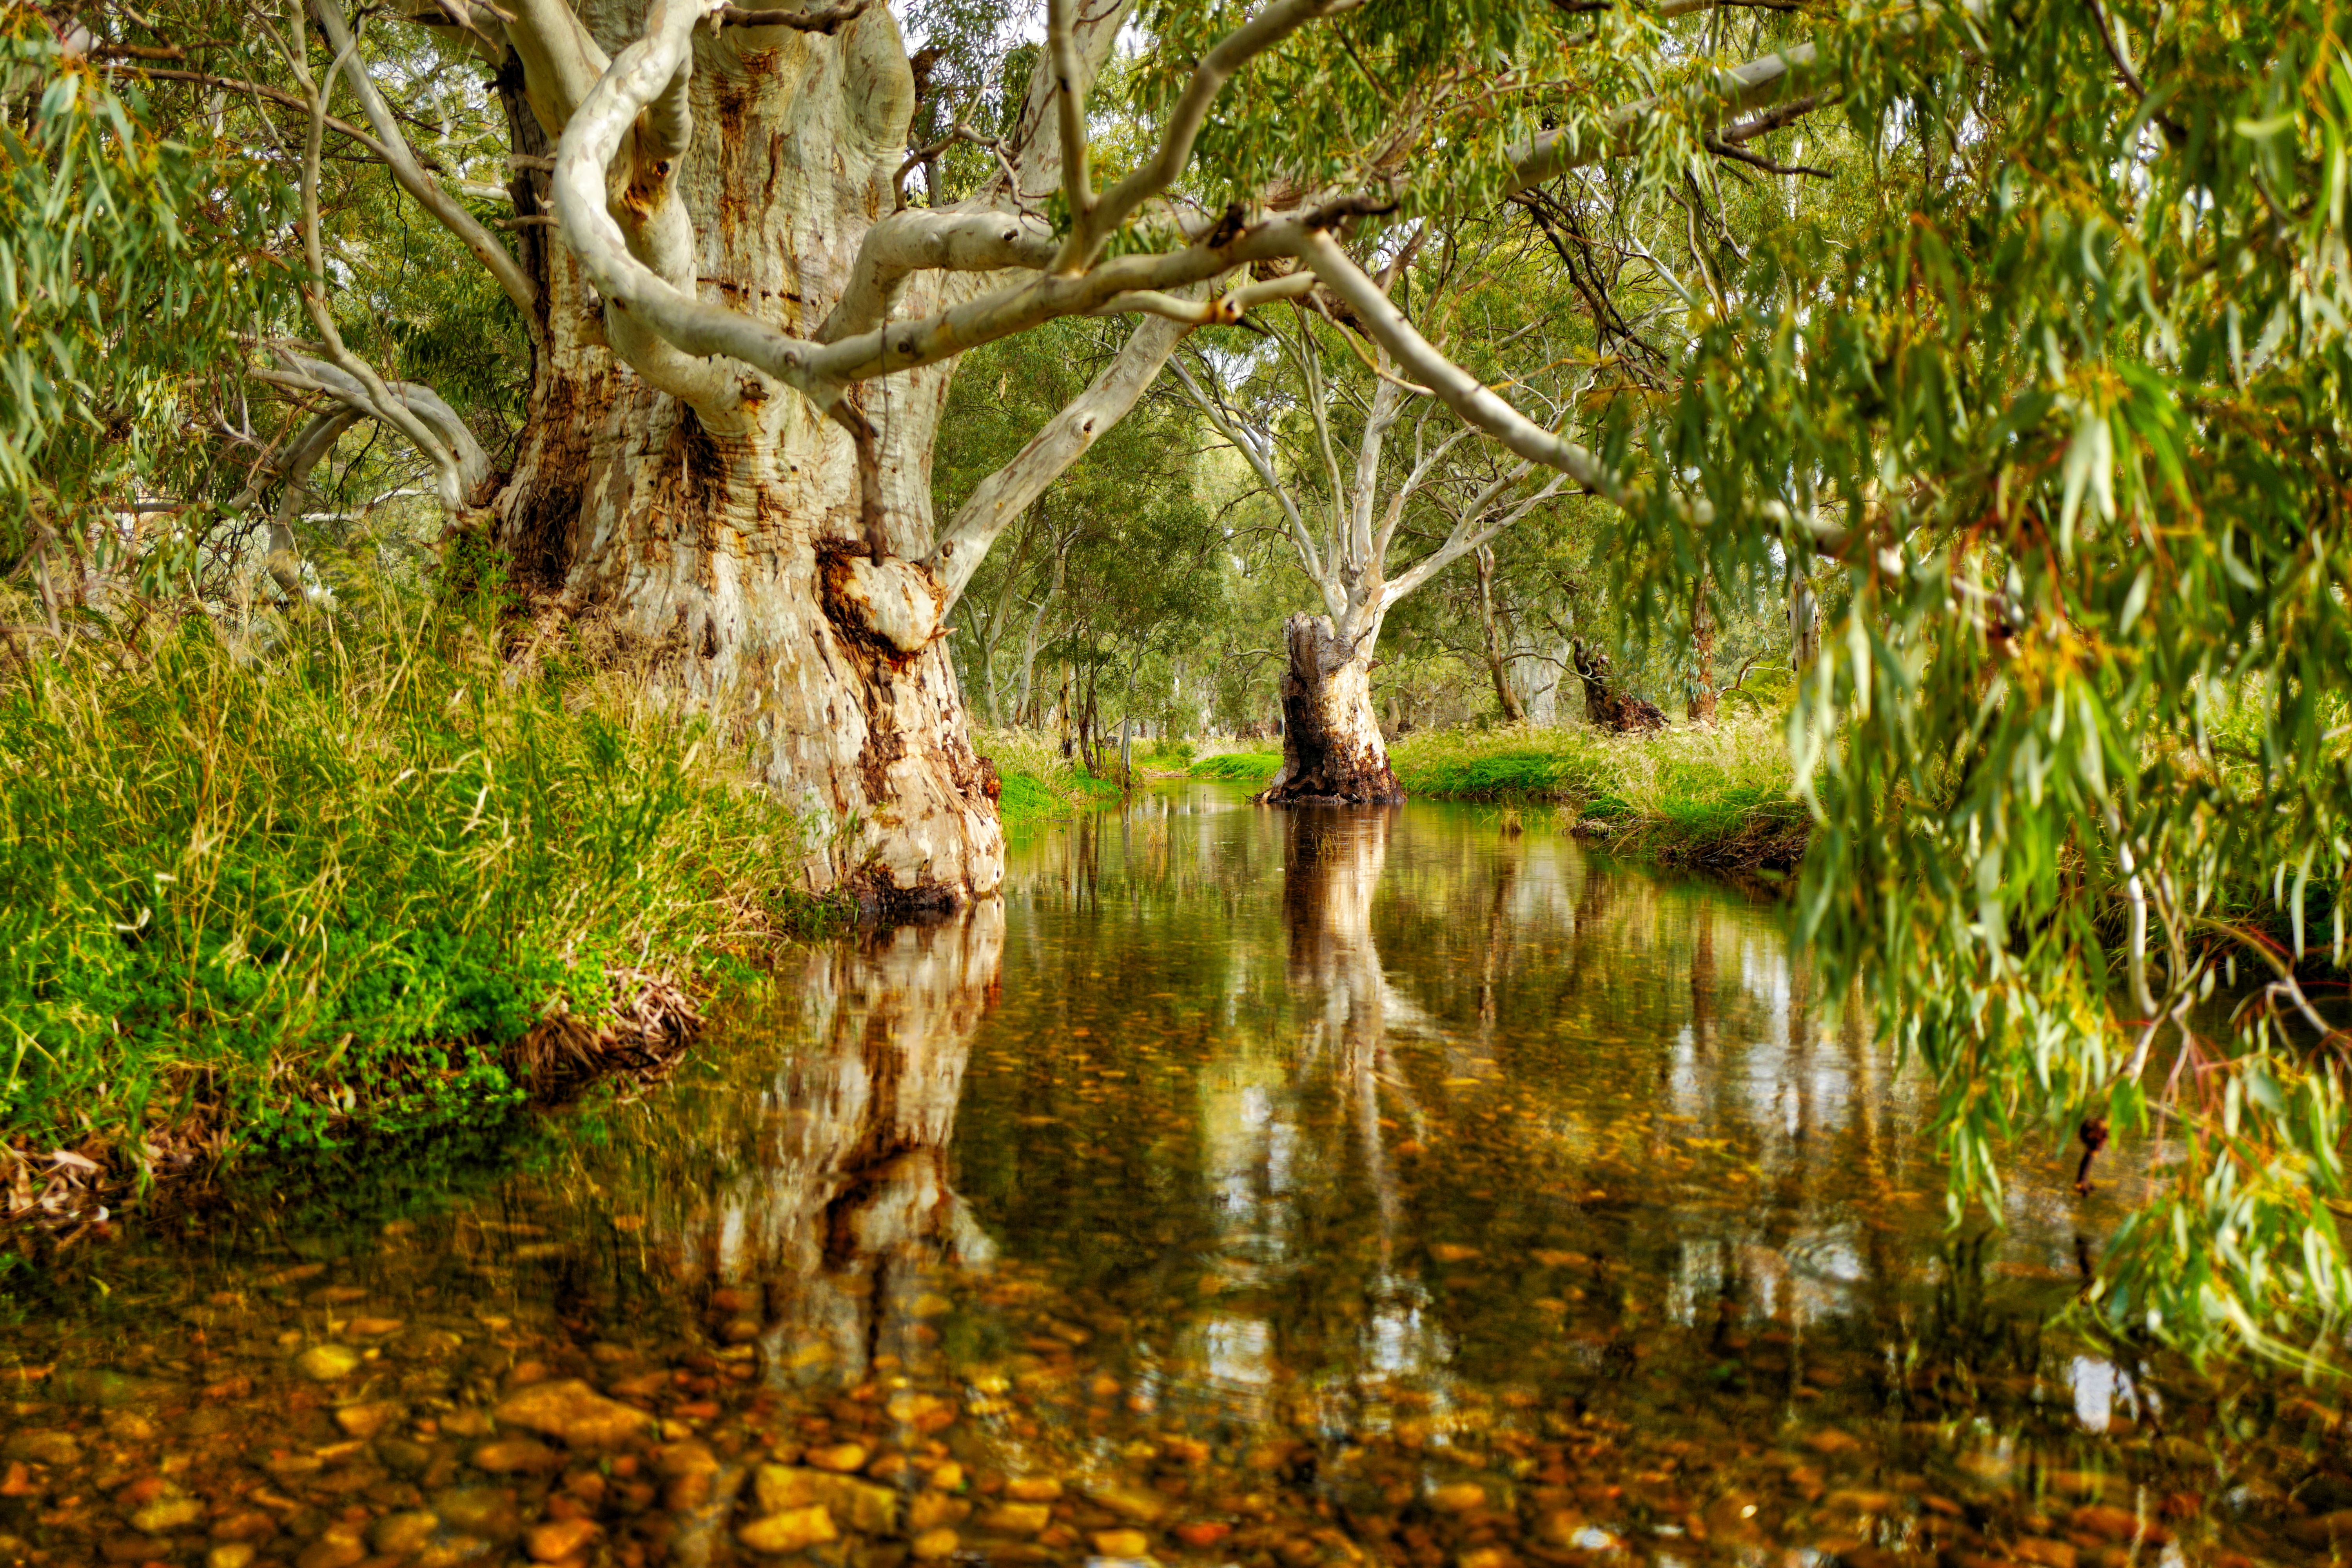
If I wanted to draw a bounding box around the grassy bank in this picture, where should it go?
[1188,719,1811,871]
[2,607,829,1216]
[975,728,1123,823]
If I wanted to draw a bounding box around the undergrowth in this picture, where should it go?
[0,600,829,1189]
[1188,719,1812,870]
[974,728,1122,823]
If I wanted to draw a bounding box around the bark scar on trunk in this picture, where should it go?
[818,541,946,666]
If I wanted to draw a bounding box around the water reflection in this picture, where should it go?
[661,911,1005,1390]
[0,789,2328,1568]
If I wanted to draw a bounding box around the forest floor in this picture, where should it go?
[1,608,841,1230]
[1189,717,1812,872]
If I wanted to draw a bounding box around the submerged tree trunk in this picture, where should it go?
[1262,613,1404,805]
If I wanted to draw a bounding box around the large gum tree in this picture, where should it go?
[60,0,1843,909]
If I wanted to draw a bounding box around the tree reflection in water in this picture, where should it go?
[653,909,1005,1394]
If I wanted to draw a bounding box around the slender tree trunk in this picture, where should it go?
[1013,536,1064,725]
[485,17,1000,915]
[1688,573,1718,724]
[1262,613,1404,805]
[1473,545,1527,724]
[1788,564,1820,671]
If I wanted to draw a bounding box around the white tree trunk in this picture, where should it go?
[1261,612,1403,804]
[490,16,1002,911]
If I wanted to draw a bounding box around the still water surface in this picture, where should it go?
[1,787,2335,1568]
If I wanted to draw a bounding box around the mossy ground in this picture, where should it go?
[1187,718,1811,871]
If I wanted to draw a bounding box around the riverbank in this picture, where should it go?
[1191,718,1811,871]
[973,728,1123,824]
[1,609,837,1229]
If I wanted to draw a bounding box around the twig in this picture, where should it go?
[1705,135,1831,178]
[115,67,416,165]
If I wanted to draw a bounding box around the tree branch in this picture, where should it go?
[933,314,1191,606]
[311,0,538,321]
[1062,0,1362,270]
[1507,37,1823,190]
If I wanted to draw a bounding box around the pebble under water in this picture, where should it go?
[3,786,2346,1568]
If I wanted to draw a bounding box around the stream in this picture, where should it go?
[1,785,2339,1568]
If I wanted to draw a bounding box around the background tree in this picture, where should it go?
[1170,224,1577,801]
[18,0,1851,909]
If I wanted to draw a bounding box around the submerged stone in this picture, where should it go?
[2,1432,81,1466]
[473,1439,564,1474]
[371,1512,441,1555]
[494,1379,655,1448]
[431,1486,522,1541]
[295,1344,363,1382]
[754,1466,900,1534]
[524,1517,601,1562]
[131,1496,205,1534]
[740,1504,837,1556]
[979,1502,1053,1537]
[333,1399,405,1438]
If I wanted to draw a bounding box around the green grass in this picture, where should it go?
[1188,749,1283,784]
[1187,720,1810,869]
[0,603,827,1184]
[974,728,1122,824]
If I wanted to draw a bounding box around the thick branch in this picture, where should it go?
[934,314,1190,607]
[820,209,1060,345]
[254,354,492,496]
[1507,38,1821,190]
[1065,0,1358,270]
[1299,231,1628,508]
[1046,0,1094,265]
